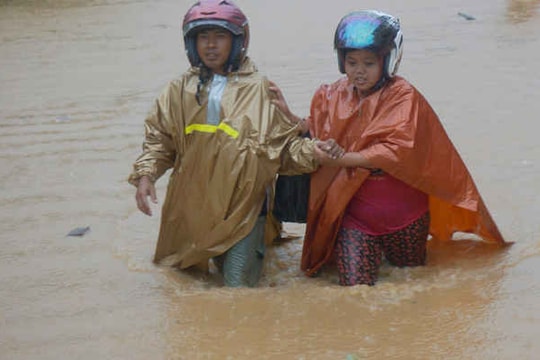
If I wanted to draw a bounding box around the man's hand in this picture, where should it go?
[135,176,158,216]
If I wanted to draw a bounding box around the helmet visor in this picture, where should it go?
[183,18,243,37]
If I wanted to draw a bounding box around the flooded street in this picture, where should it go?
[1,0,539,358]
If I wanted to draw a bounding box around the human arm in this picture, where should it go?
[269,81,310,135]
[135,175,158,216]
[314,138,345,160]
[269,81,344,158]
[128,83,180,215]
[314,149,374,169]
[128,83,178,187]
[307,79,419,171]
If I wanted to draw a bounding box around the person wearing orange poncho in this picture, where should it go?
[271,10,507,286]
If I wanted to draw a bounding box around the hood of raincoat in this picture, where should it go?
[301,76,507,275]
[129,57,317,269]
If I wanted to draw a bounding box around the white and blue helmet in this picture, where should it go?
[334,10,403,78]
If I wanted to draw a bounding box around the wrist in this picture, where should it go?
[288,113,301,124]
[139,174,155,185]
[298,116,310,133]
[340,152,360,168]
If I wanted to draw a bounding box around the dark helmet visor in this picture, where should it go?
[183,18,244,37]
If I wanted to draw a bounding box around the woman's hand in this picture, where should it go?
[269,81,293,119]
[314,139,345,165]
[315,138,345,159]
[314,145,373,168]
[269,81,309,134]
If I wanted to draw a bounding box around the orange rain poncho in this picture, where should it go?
[302,76,507,276]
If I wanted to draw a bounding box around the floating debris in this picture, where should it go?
[55,115,71,123]
[458,12,476,21]
[67,226,90,237]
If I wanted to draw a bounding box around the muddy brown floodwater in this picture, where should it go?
[1,0,539,359]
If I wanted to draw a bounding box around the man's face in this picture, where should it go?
[196,28,233,75]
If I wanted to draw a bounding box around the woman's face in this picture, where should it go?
[344,49,384,93]
[196,28,233,75]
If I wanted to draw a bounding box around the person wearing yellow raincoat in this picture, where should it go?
[128,0,339,288]
[271,10,508,286]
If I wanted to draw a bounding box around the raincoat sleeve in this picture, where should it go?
[271,101,318,175]
[253,77,318,175]
[277,133,318,175]
[128,82,179,186]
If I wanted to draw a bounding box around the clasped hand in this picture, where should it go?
[314,138,345,165]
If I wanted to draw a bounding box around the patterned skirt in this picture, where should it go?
[334,212,430,286]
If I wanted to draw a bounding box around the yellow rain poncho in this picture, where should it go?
[129,58,317,269]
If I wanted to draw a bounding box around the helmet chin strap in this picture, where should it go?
[371,76,389,92]
[196,63,212,105]
[366,49,394,93]
[357,76,389,97]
